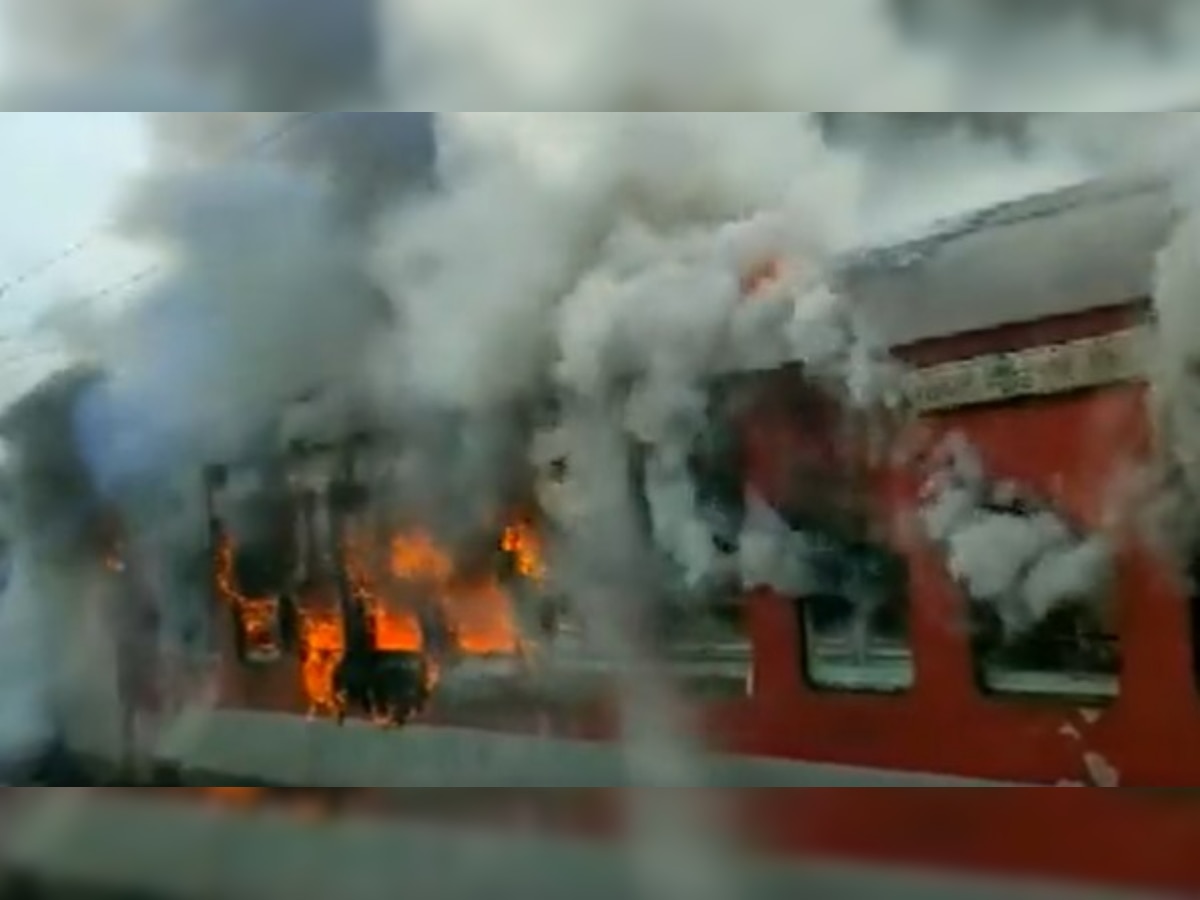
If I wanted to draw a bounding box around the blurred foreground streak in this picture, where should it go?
[0,790,1154,900]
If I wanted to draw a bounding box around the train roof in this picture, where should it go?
[838,174,1175,347]
[0,178,1177,429]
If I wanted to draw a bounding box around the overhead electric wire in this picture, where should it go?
[62,111,394,316]
[0,112,330,306]
[0,238,92,301]
[0,112,345,388]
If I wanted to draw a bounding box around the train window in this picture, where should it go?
[734,373,914,694]
[798,537,915,693]
[658,599,753,699]
[970,597,1120,703]
[538,596,753,701]
[230,597,286,665]
[919,436,1121,703]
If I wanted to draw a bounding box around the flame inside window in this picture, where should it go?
[389,531,454,583]
[389,529,527,657]
[298,612,344,717]
[502,521,547,582]
[214,535,283,663]
[217,511,549,720]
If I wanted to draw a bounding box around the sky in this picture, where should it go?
[0,113,151,391]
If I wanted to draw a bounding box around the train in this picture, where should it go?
[6,173,1200,897]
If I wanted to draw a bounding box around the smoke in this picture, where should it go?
[1,0,1198,856]
[919,435,1115,638]
[0,446,54,775]
[2,0,384,109]
[1148,153,1200,562]
[0,0,437,765]
[77,163,386,490]
[386,0,950,109]
[898,0,1200,110]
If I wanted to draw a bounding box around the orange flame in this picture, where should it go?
[346,534,424,653]
[214,535,281,659]
[215,513,548,719]
[741,257,784,298]
[292,532,431,718]
[390,528,533,657]
[298,611,344,718]
[389,531,453,583]
[444,577,521,656]
[502,521,547,582]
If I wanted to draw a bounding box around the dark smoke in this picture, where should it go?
[84,163,388,483]
[164,0,382,108]
[272,112,439,222]
[3,0,387,110]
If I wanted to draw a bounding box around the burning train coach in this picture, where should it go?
[198,176,1181,771]
[12,174,1200,896]
[205,430,551,727]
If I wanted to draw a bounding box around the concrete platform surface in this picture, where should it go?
[1,792,1156,900]
[153,708,1017,787]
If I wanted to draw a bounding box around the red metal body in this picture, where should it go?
[189,178,1200,896]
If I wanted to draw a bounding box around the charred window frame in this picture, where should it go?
[205,463,295,666]
[625,381,753,699]
[798,536,914,695]
[955,499,1121,705]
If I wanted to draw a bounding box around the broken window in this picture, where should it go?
[651,595,753,699]
[739,374,915,694]
[741,498,914,693]
[206,465,292,666]
[618,383,755,698]
[798,534,914,693]
[921,436,1120,703]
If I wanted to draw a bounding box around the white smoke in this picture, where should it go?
[1148,143,1200,564]
[919,435,1114,638]
[2,0,1198,848]
[900,1,1200,111]
[387,0,951,110]
[367,111,878,888]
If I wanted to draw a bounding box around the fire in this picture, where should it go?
[214,514,549,720]
[373,608,425,652]
[741,257,785,298]
[299,611,344,718]
[345,533,425,653]
[502,520,547,582]
[389,531,453,582]
[390,527,535,657]
[443,577,521,656]
[293,533,430,718]
[214,534,281,659]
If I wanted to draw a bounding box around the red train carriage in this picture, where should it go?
[728,174,1181,787]
[48,175,1200,897]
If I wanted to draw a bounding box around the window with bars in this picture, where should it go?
[970,600,1120,703]
[798,535,915,694]
[737,373,915,694]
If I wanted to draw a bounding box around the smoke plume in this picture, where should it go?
[3,0,1200,847]
[1148,143,1200,564]
[919,435,1115,638]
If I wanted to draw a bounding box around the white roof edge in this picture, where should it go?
[841,175,1174,347]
